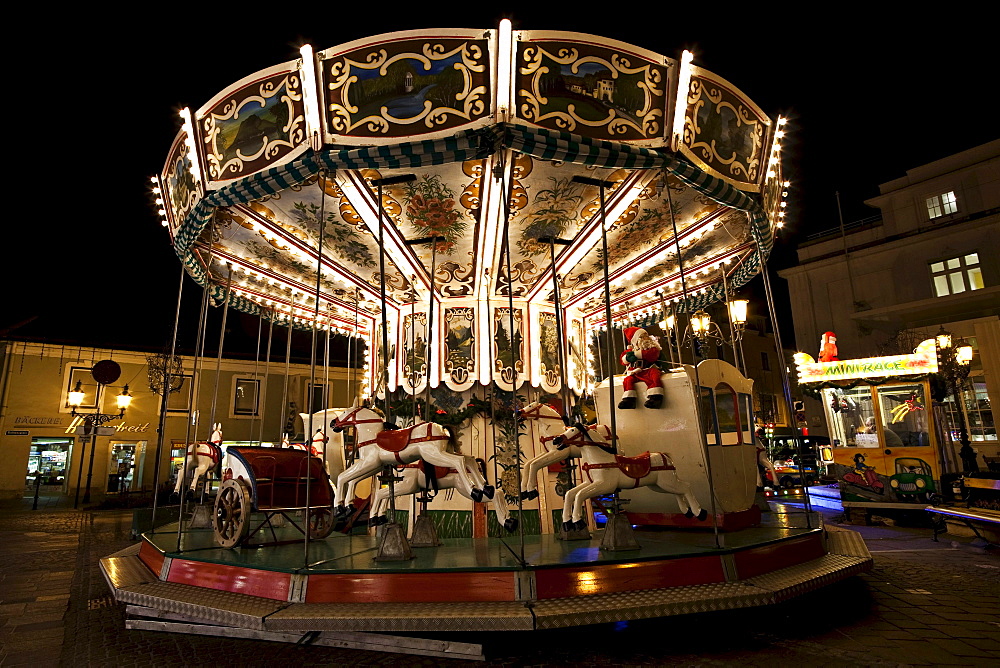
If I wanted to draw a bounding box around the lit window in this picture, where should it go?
[926,191,958,219]
[930,253,983,297]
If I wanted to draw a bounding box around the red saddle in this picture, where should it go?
[582,452,674,484]
[616,452,654,479]
[376,426,414,453]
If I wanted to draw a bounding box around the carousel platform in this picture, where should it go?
[100,511,872,644]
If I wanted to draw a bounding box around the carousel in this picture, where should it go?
[99,22,871,658]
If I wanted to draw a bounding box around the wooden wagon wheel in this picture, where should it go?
[214,479,251,548]
[306,507,335,539]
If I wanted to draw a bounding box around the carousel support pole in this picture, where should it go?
[151,266,185,530]
[571,176,620,444]
[409,494,441,547]
[573,174,635,549]
[176,279,212,552]
[538,236,573,420]
[255,313,274,447]
[655,291,679,366]
[408,278,418,420]
[304,170,329,564]
[375,465,413,561]
[664,176,722,548]
[402,236,446,420]
[371,174,416,560]
[500,153,527,558]
[194,264,232,521]
[755,240,813,528]
[371,174,416,420]
[248,304,264,446]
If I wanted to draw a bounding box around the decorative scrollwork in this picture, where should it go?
[326,39,490,137]
[436,259,475,296]
[494,308,524,385]
[517,42,666,141]
[444,307,475,387]
[202,73,305,182]
[682,75,766,187]
[538,312,561,392]
[495,259,540,297]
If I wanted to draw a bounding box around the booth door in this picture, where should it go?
[873,383,937,498]
[823,386,892,500]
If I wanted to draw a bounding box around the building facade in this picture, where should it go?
[0,341,358,501]
[779,140,999,464]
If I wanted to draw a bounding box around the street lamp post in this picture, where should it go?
[68,380,132,507]
[935,327,977,473]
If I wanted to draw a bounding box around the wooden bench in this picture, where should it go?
[926,499,1000,547]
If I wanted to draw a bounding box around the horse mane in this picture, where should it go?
[443,424,461,453]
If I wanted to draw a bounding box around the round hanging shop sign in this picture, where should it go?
[91,360,122,385]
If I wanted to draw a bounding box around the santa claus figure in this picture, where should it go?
[618,327,664,409]
[819,331,839,362]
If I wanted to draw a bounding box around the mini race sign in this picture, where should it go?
[793,339,938,384]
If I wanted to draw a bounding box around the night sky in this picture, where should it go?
[5,9,996,357]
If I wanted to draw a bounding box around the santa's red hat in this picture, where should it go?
[623,327,645,344]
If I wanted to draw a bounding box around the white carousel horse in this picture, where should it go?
[516,402,584,501]
[552,422,707,531]
[370,457,518,532]
[329,404,492,517]
[172,423,223,498]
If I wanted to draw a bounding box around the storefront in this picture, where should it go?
[0,341,358,502]
[794,339,949,509]
[26,437,72,486]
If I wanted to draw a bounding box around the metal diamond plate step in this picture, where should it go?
[99,555,158,591]
[266,601,534,632]
[101,528,873,633]
[114,581,287,630]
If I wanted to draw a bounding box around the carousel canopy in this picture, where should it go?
[155,24,788,396]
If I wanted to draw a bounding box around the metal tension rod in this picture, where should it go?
[371,174,417,187]
[537,235,573,424]
[404,235,447,246]
[535,237,572,246]
[370,173,416,420]
[571,174,619,439]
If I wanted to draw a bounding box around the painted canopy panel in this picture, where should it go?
[515,31,674,143]
[196,61,308,186]
[320,30,493,142]
[156,24,789,393]
[677,67,771,193]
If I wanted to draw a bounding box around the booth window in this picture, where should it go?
[944,378,997,443]
[823,386,877,447]
[875,384,929,448]
[233,378,260,416]
[925,191,957,219]
[930,253,983,297]
[714,383,741,443]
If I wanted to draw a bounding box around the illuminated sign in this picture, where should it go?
[794,339,937,383]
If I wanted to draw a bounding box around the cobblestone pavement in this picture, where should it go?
[1,497,997,667]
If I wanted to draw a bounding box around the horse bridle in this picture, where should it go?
[554,423,618,455]
[332,406,384,448]
[333,405,384,430]
[517,403,568,424]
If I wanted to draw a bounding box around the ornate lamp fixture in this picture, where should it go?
[935,326,977,473]
[67,374,132,506]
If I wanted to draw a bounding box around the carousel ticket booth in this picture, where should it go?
[795,339,948,518]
